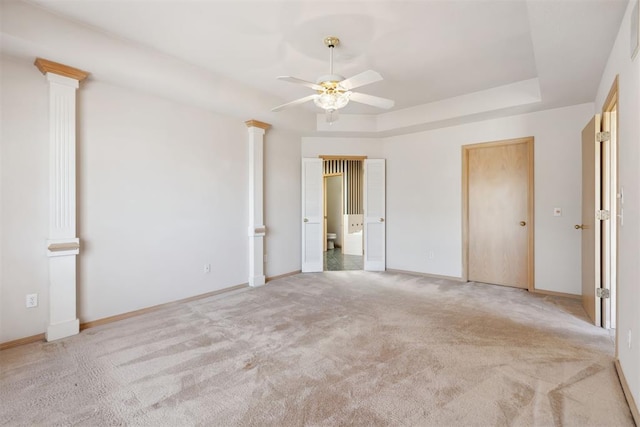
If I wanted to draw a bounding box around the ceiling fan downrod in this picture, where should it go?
[324,36,340,75]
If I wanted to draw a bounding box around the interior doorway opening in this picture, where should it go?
[301,157,386,273]
[322,157,364,271]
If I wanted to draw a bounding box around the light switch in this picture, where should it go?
[553,207,562,217]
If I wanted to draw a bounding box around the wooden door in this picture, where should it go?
[363,159,386,271]
[601,111,613,329]
[301,158,323,272]
[580,115,601,325]
[466,138,533,288]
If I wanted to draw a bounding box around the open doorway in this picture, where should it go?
[322,157,364,271]
[301,157,385,273]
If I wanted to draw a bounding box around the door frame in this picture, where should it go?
[601,76,618,337]
[461,137,535,291]
[323,172,343,253]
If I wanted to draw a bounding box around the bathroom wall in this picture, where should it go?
[342,214,364,256]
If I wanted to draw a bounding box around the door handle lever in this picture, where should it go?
[575,224,584,229]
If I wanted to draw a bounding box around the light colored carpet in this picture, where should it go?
[0,271,634,426]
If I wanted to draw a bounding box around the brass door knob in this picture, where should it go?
[575,224,583,229]
[303,218,308,223]
[519,221,526,226]
[379,218,385,223]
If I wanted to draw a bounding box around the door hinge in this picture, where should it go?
[596,131,610,142]
[596,210,610,220]
[596,288,611,299]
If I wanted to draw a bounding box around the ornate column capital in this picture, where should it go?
[34,58,89,82]
[245,120,271,131]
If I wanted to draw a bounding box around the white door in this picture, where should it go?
[364,159,386,271]
[301,158,323,272]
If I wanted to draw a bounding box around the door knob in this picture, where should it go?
[519,221,526,226]
[379,218,385,223]
[303,218,308,223]
[575,224,583,229]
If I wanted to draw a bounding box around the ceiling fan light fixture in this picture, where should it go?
[313,90,352,111]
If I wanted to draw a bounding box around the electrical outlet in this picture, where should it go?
[203,264,211,273]
[26,293,38,308]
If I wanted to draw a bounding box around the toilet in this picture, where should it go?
[327,233,337,250]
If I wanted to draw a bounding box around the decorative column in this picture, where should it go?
[35,58,89,341]
[245,120,270,287]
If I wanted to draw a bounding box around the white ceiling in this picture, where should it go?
[10,0,629,127]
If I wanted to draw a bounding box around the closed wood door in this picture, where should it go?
[466,139,533,288]
[580,115,601,325]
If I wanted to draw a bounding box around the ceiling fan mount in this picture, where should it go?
[323,36,340,48]
[272,36,394,123]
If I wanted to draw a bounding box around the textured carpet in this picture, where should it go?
[0,271,634,426]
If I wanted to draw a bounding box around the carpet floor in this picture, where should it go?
[0,271,634,426]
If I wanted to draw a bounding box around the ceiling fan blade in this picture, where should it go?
[271,94,317,112]
[277,76,323,91]
[350,92,395,109]
[339,70,383,91]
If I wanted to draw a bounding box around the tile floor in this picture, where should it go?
[323,247,363,271]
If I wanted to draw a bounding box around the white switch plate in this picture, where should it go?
[203,264,211,273]
[553,207,562,217]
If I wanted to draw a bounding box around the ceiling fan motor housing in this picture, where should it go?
[316,74,346,87]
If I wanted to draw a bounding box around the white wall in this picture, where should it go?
[302,137,385,159]
[77,79,251,323]
[595,0,640,408]
[0,56,302,342]
[383,103,593,294]
[1,57,50,342]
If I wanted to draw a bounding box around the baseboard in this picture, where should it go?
[615,359,640,425]
[386,269,465,282]
[531,288,581,300]
[266,270,301,282]
[46,318,80,342]
[0,333,46,351]
[2,281,275,351]
[80,283,248,331]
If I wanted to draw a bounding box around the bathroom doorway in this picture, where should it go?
[322,157,364,271]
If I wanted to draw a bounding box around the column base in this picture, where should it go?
[46,318,79,342]
[249,275,266,287]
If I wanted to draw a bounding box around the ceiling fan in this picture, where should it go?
[272,36,395,123]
